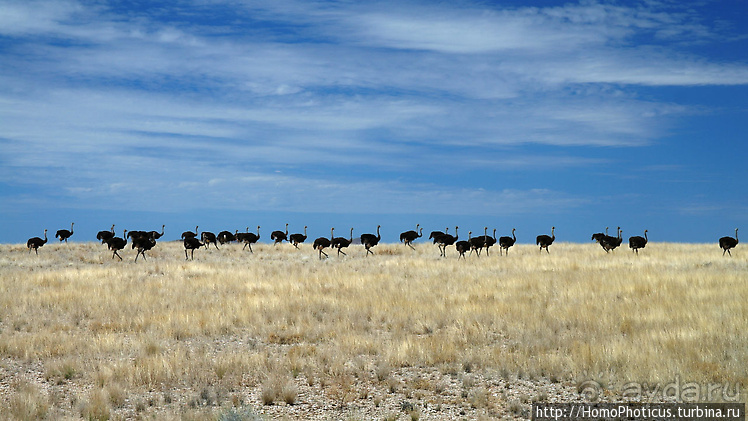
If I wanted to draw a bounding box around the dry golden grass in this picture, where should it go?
[0,240,745,419]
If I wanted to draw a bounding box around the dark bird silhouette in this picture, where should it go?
[629,229,648,255]
[241,226,261,252]
[331,227,354,256]
[289,226,308,249]
[429,228,447,243]
[148,225,165,240]
[400,224,423,250]
[271,223,288,245]
[600,227,623,252]
[27,229,48,255]
[536,226,555,253]
[455,231,472,260]
[499,228,516,256]
[97,224,115,244]
[181,226,198,240]
[591,227,609,244]
[719,228,739,256]
[217,230,236,244]
[313,228,333,259]
[469,227,488,257]
[184,237,204,260]
[201,231,219,250]
[105,230,128,261]
[56,222,74,243]
[435,226,459,257]
[132,234,156,262]
[483,228,497,256]
[360,225,381,256]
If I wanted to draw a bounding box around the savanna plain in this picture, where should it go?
[0,240,745,420]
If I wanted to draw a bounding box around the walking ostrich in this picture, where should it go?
[400,224,423,250]
[456,232,472,260]
[201,231,219,250]
[331,227,354,256]
[629,230,648,255]
[97,224,115,244]
[148,225,165,240]
[105,230,128,261]
[241,226,261,252]
[217,230,236,244]
[27,229,48,254]
[132,234,156,262]
[719,228,739,256]
[289,226,307,249]
[360,225,381,256]
[435,226,459,257]
[469,227,487,257]
[499,228,516,255]
[536,226,555,253]
[56,222,74,243]
[271,223,288,245]
[313,228,333,259]
[600,227,622,252]
[184,236,204,260]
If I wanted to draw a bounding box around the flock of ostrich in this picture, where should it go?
[24,222,739,260]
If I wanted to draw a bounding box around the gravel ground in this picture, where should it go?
[1,352,650,420]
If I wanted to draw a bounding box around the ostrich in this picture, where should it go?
[331,227,354,257]
[97,224,115,244]
[400,224,423,250]
[184,236,204,260]
[469,227,488,257]
[217,230,236,244]
[499,228,517,255]
[56,222,74,243]
[600,227,623,252]
[148,225,165,240]
[719,228,739,256]
[289,226,308,249]
[27,229,48,254]
[629,229,648,255]
[132,234,156,262]
[536,226,555,253]
[105,230,128,261]
[591,227,609,244]
[201,231,219,250]
[429,228,447,243]
[313,228,333,259]
[360,225,381,256]
[483,228,497,256]
[241,226,261,252]
[435,226,459,257]
[181,226,198,240]
[271,223,288,245]
[455,231,472,260]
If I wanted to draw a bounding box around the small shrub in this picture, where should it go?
[282,380,298,405]
[80,389,112,421]
[6,382,49,421]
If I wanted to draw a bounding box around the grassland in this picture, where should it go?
[0,240,746,420]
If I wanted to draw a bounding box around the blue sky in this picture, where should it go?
[1,0,747,244]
